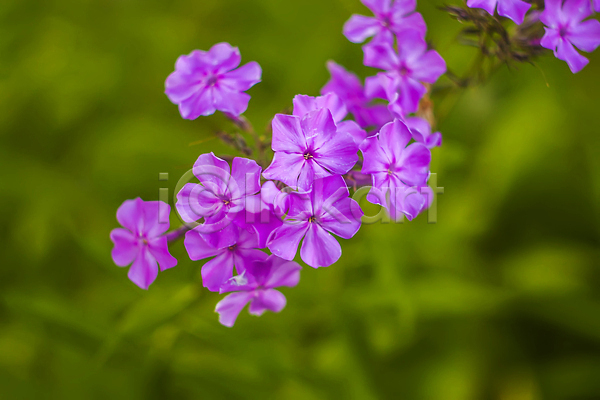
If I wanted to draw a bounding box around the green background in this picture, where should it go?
[2,0,600,398]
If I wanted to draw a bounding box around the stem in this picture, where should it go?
[224,113,268,168]
[165,225,190,242]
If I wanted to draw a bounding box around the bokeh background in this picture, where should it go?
[2,0,600,398]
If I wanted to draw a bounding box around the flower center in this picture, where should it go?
[303,151,314,160]
[308,216,317,223]
[206,75,219,86]
[559,25,569,37]
[387,168,394,176]
[399,65,410,76]
[228,244,237,251]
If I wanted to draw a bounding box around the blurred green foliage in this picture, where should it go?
[1,0,600,398]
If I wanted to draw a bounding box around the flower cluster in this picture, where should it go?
[457,0,600,73]
[109,0,592,328]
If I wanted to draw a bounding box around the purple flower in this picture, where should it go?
[268,176,363,268]
[184,225,268,292]
[363,30,446,115]
[360,119,431,218]
[215,255,301,327]
[466,0,531,25]
[343,0,426,43]
[405,117,442,149]
[165,42,261,119]
[262,109,359,191]
[321,61,393,129]
[176,153,262,248]
[110,198,177,289]
[540,0,600,73]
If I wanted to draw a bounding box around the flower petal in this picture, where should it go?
[230,157,262,198]
[568,19,600,53]
[271,114,307,153]
[360,134,391,174]
[193,152,231,194]
[300,224,342,268]
[211,86,251,116]
[343,14,381,43]
[116,198,144,235]
[268,221,309,261]
[248,289,287,316]
[207,42,241,74]
[409,50,446,83]
[128,247,159,290]
[110,228,139,267]
[497,0,531,24]
[220,61,262,91]
[215,292,254,327]
[379,119,412,163]
[141,201,171,237]
[263,257,302,288]
[262,151,305,188]
[467,0,498,16]
[202,251,234,292]
[147,236,177,271]
[183,229,221,260]
[363,41,399,70]
[556,38,589,73]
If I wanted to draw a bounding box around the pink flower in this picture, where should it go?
[262,108,359,191]
[363,30,446,116]
[360,119,431,220]
[165,42,261,118]
[343,0,426,43]
[110,198,177,289]
[268,176,363,268]
[540,0,600,73]
[216,255,302,327]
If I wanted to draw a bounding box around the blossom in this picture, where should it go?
[363,30,446,115]
[405,117,442,149]
[293,93,368,145]
[268,175,363,268]
[215,255,302,327]
[360,119,431,217]
[540,0,600,73]
[466,0,531,25]
[165,42,261,119]
[262,109,359,191]
[321,61,393,129]
[343,0,426,43]
[110,198,177,289]
[176,153,261,248]
[185,226,268,292]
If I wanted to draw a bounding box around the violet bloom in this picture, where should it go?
[540,0,600,73]
[110,198,177,289]
[176,153,261,248]
[405,117,442,149]
[360,119,431,217]
[268,175,363,268]
[262,108,359,191]
[185,226,267,292]
[466,0,531,25]
[363,30,446,115]
[165,42,261,119]
[321,61,393,129]
[216,255,302,327]
[293,93,368,145]
[343,0,426,43]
